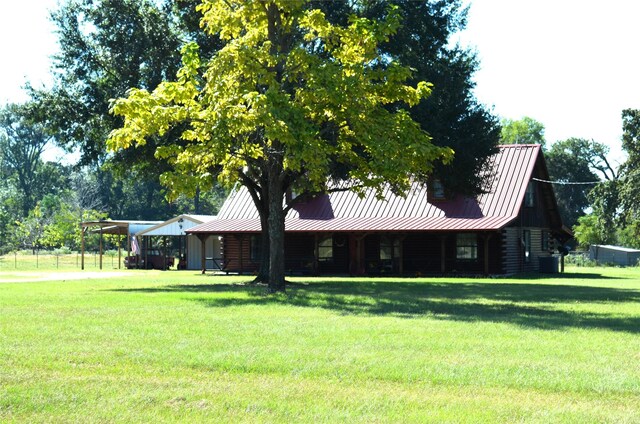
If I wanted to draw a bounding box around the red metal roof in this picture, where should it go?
[190,144,542,234]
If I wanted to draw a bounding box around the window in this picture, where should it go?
[541,231,550,251]
[380,236,400,260]
[429,178,446,201]
[523,230,531,263]
[524,181,535,207]
[318,235,333,261]
[250,235,262,262]
[456,233,478,260]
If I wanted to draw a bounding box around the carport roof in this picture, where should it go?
[136,214,216,237]
[81,220,163,236]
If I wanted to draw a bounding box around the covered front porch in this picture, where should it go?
[212,230,503,276]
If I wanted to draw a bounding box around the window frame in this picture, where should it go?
[456,233,478,260]
[428,178,447,202]
[524,181,535,207]
[318,235,333,262]
[250,234,262,262]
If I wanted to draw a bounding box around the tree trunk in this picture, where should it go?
[253,213,270,284]
[267,155,286,292]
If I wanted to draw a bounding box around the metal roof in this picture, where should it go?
[136,214,217,237]
[190,144,543,234]
[81,220,163,236]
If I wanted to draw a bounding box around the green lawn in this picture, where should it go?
[1,267,639,423]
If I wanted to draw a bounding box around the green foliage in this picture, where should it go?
[0,103,68,216]
[10,192,108,252]
[33,0,182,166]
[620,109,640,234]
[573,213,605,249]
[563,252,596,267]
[545,138,611,227]
[587,179,621,245]
[109,0,454,289]
[111,1,452,196]
[500,116,546,146]
[361,0,500,195]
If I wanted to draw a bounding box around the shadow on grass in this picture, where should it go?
[506,272,624,280]
[112,279,640,333]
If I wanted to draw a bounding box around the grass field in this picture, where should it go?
[0,252,123,271]
[1,267,639,422]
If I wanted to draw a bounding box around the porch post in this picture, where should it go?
[397,234,406,276]
[483,233,493,275]
[144,237,149,269]
[313,233,319,275]
[440,235,446,273]
[117,227,122,270]
[197,234,208,274]
[81,225,85,270]
[239,235,244,275]
[99,227,103,270]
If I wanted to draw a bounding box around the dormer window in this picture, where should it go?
[429,178,446,202]
[286,189,299,205]
[524,181,535,207]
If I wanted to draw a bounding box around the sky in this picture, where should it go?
[1,0,639,167]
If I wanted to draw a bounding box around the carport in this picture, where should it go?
[80,220,162,270]
[135,214,220,270]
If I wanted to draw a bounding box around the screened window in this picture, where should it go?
[523,230,531,263]
[525,181,535,207]
[318,236,333,261]
[456,234,478,260]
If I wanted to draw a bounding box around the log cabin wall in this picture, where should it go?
[221,234,259,273]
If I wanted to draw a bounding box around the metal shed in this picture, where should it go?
[135,214,220,270]
[589,245,640,267]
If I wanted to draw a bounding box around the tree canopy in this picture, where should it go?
[500,116,546,146]
[109,0,454,291]
[545,138,616,227]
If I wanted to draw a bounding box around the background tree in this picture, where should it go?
[24,0,228,219]
[316,0,499,195]
[545,138,617,227]
[0,103,70,217]
[109,0,453,292]
[618,109,640,245]
[373,0,500,195]
[500,116,546,146]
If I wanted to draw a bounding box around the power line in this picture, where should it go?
[532,177,601,185]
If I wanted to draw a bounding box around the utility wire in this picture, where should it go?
[532,177,602,185]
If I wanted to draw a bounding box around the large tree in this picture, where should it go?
[32,0,183,166]
[367,0,500,195]
[313,1,500,195]
[109,0,453,292]
[26,0,230,219]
